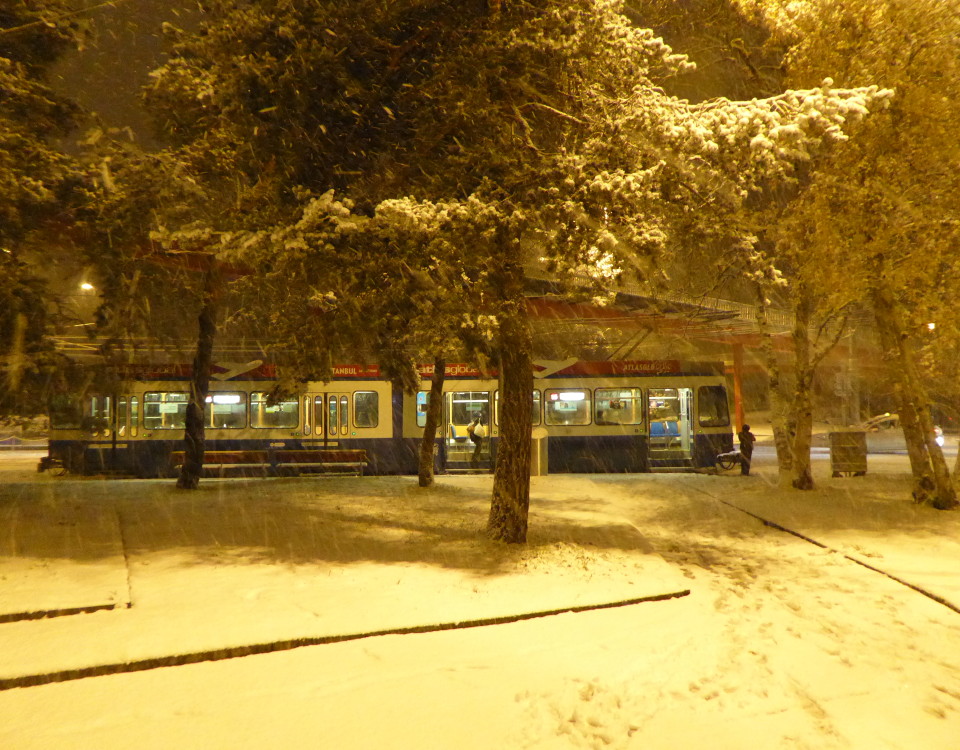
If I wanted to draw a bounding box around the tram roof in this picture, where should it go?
[49,259,876,371]
[103,358,727,382]
[522,276,789,348]
[521,277,882,372]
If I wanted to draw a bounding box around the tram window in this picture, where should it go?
[416,392,430,428]
[648,388,680,421]
[130,397,139,437]
[449,391,489,424]
[49,395,83,429]
[204,392,246,429]
[340,395,349,433]
[328,396,339,435]
[78,395,110,436]
[85,395,112,435]
[250,392,298,429]
[303,397,311,435]
[91,395,112,419]
[314,396,324,434]
[144,392,189,430]
[117,397,128,436]
[595,388,643,425]
[493,390,540,426]
[355,391,379,428]
[698,385,730,427]
[102,396,112,435]
[544,389,591,426]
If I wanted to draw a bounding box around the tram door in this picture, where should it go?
[115,394,139,439]
[647,387,694,458]
[445,390,492,468]
[305,393,351,445]
[85,394,113,438]
[79,394,115,473]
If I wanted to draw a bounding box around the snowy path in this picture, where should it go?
[1,452,959,748]
[580,474,960,748]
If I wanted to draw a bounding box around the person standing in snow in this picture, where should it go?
[467,413,486,468]
[738,424,756,476]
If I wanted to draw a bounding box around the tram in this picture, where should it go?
[43,359,733,476]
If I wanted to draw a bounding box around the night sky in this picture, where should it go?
[43,1,741,149]
[50,0,199,150]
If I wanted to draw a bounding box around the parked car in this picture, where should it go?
[859,413,944,452]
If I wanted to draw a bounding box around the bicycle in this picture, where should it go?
[716,450,741,471]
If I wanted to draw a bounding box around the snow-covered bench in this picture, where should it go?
[273,449,367,476]
[170,450,272,476]
[169,448,367,477]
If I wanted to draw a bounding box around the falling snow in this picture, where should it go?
[1,433,959,749]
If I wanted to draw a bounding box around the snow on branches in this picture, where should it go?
[503,0,695,79]
[139,0,895,350]
[648,79,894,196]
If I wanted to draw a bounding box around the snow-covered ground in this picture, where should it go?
[1,447,959,749]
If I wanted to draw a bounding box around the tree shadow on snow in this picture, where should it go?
[0,475,657,575]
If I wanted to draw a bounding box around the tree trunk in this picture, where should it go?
[787,289,815,490]
[487,303,533,543]
[954,432,960,490]
[754,282,793,482]
[871,281,957,509]
[914,402,956,509]
[872,293,931,496]
[894,390,937,503]
[418,356,445,487]
[177,261,220,490]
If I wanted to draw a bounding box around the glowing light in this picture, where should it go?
[206,394,242,404]
[80,282,94,291]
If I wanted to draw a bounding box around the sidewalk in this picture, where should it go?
[0,473,689,686]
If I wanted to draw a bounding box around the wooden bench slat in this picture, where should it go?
[170,448,367,475]
[274,450,367,464]
[170,450,270,465]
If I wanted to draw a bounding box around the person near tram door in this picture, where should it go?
[737,424,756,476]
[467,413,486,467]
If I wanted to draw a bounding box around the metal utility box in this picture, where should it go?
[830,430,867,476]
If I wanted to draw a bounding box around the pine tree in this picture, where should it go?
[143,0,891,538]
[0,1,90,415]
